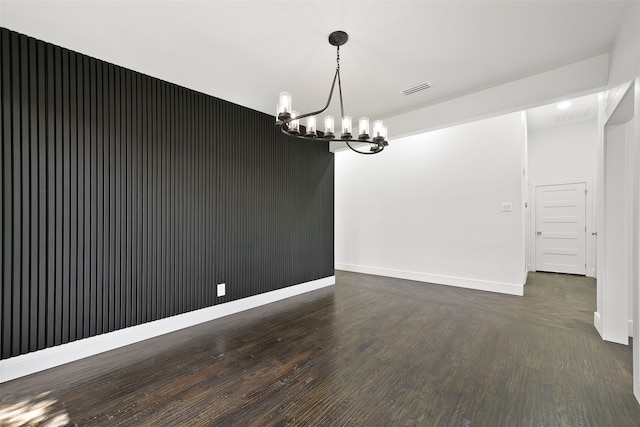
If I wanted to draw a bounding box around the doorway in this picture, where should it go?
[596,79,639,404]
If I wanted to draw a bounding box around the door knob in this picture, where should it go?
[592,232,598,236]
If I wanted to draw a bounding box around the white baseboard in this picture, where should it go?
[0,276,335,383]
[629,319,634,338]
[335,263,523,296]
[594,311,603,337]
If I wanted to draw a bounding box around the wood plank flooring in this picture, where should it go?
[1,271,639,426]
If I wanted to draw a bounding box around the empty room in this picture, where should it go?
[1,1,640,425]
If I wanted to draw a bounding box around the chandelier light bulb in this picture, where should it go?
[324,116,335,138]
[306,116,317,137]
[288,111,300,135]
[278,92,292,120]
[358,117,370,140]
[341,116,352,139]
[373,120,384,138]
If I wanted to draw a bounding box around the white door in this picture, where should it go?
[535,183,586,275]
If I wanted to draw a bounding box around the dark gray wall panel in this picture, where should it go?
[0,27,335,360]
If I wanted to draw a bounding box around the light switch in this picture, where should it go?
[217,283,226,297]
[501,202,513,212]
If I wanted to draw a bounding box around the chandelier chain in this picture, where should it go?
[336,46,345,119]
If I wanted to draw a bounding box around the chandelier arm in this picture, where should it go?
[279,124,386,152]
[279,67,340,126]
[345,140,384,155]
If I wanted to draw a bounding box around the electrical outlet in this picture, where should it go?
[217,283,226,297]
[501,202,513,212]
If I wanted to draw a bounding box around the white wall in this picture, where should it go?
[527,120,598,275]
[528,121,597,184]
[335,112,526,296]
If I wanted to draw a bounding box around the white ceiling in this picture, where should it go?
[0,0,631,125]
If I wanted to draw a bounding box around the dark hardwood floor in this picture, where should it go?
[1,271,639,426]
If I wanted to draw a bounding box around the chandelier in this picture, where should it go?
[275,31,389,155]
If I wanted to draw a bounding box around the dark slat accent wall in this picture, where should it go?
[0,28,335,360]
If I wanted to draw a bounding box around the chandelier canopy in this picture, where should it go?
[275,31,389,155]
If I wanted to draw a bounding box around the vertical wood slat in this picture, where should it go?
[107,61,115,332]
[0,27,334,360]
[82,55,91,338]
[61,47,70,345]
[1,27,13,357]
[11,31,23,357]
[113,65,121,331]
[53,42,63,348]
[27,37,38,352]
[19,32,30,356]
[124,67,132,328]
[36,39,47,351]
[69,49,78,343]
[95,59,104,336]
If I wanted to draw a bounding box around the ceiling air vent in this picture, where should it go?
[401,81,431,95]
[553,107,592,125]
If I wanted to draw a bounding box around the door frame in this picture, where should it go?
[529,179,594,277]
[595,78,639,404]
